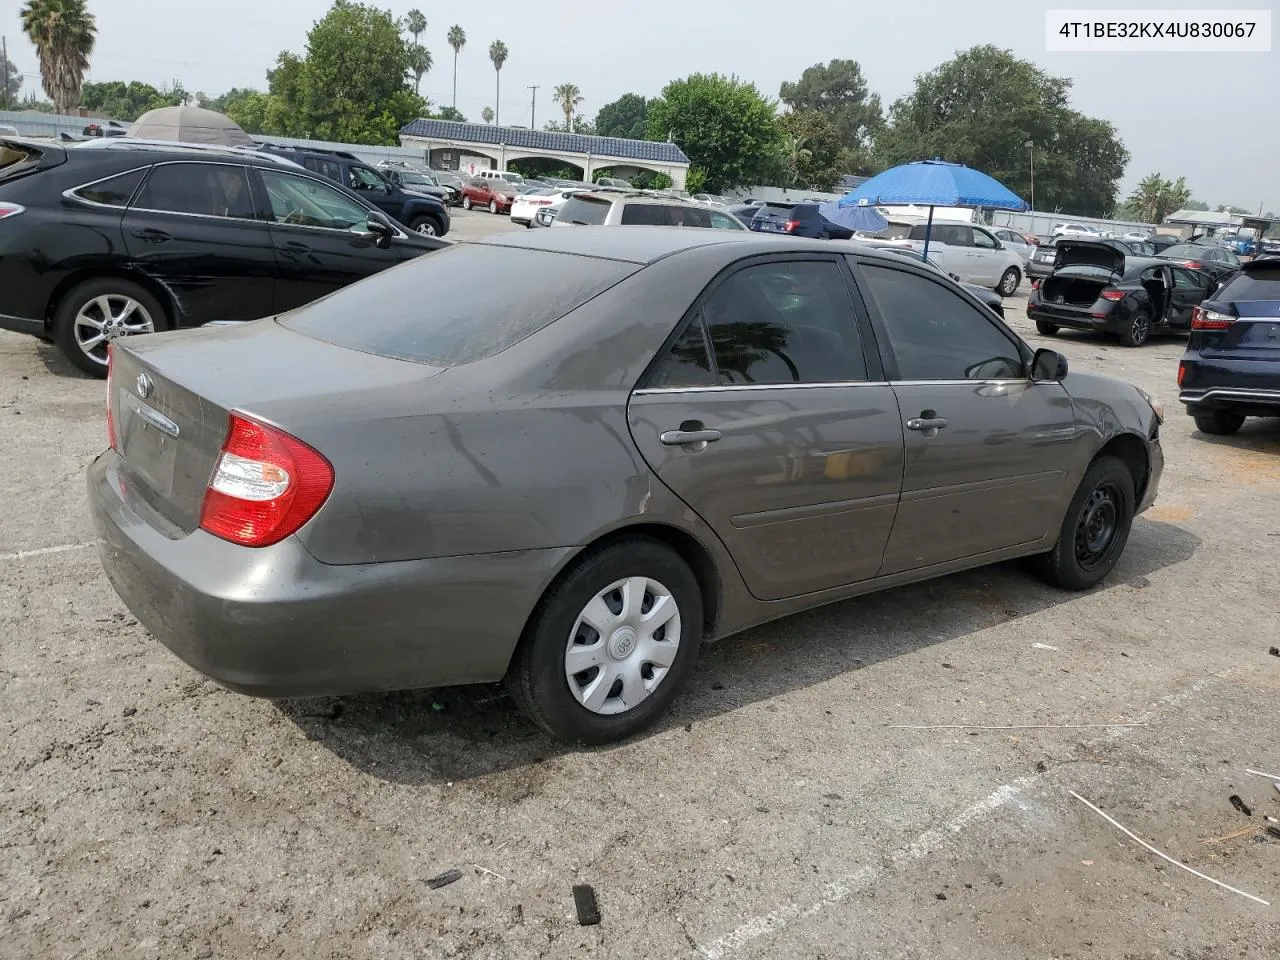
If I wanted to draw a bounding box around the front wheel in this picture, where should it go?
[998,267,1021,297]
[510,537,703,745]
[1034,455,1135,591]
[1035,320,1059,336]
[52,278,168,378]
[408,215,439,236]
[1193,410,1245,435]
[461,196,472,210]
[489,200,498,214]
[1119,309,1151,347]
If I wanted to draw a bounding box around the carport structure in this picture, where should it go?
[399,119,690,189]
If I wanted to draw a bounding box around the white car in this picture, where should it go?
[1120,231,1152,243]
[510,187,586,227]
[993,227,1035,264]
[884,220,1025,295]
[1052,222,1105,239]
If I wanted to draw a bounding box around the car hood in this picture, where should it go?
[403,187,447,203]
[1054,240,1124,274]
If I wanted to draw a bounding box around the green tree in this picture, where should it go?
[595,93,648,140]
[552,82,583,129]
[408,43,432,95]
[875,45,1129,217]
[1182,199,1210,211]
[1,49,22,108]
[257,1,426,144]
[646,73,782,193]
[488,40,508,126]
[778,110,850,191]
[447,25,466,110]
[20,0,96,115]
[80,80,184,121]
[435,105,465,122]
[481,105,494,124]
[779,59,882,173]
[1123,173,1191,223]
[405,8,426,43]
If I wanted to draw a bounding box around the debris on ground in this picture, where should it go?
[1269,647,1279,657]
[472,864,509,882]
[1268,826,1280,841]
[1230,795,1253,817]
[1070,791,1269,906]
[121,707,137,718]
[426,869,463,890]
[573,884,601,926]
[1200,825,1262,844]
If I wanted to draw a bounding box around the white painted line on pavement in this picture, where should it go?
[0,541,96,562]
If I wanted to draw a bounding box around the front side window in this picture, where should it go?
[972,229,997,250]
[134,163,255,219]
[857,264,1024,381]
[348,166,386,191]
[73,168,146,207]
[698,261,867,385]
[709,211,745,231]
[259,170,371,230]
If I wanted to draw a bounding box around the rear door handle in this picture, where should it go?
[906,416,950,432]
[283,240,311,253]
[129,227,170,242]
[660,428,722,446]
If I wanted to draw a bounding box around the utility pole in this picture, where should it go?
[527,85,538,129]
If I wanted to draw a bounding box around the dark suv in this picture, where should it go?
[258,143,450,236]
[1178,258,1280,434]
[0,138,444,376]
[747,201,853,239]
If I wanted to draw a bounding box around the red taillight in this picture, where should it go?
[1184,260,1203,269]
[1191,306,1234,330]
[0,202,25,220]
[199,414,334,547]
[1030,279,1041,290]
[1177,362,1187,386]
[105,345,117,450]
[784,219,801,233]
[1100,289,1125,301]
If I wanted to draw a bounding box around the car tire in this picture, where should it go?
[1119,309,1152,347]
[1034,455,1136,591]
[53,278,168,379]
[462,196,472,210]
[1035,320,1059,336]
[510,536,704,745]
[489,200,498,214]
[408,214,440,236]
[1193,411,1245,435]
[998,267,1021,297]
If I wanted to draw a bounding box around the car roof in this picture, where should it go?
[477,225,844,264]
[67,138,306,168]
[571,191,708,208]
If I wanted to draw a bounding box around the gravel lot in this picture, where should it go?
[3,213,1280,959]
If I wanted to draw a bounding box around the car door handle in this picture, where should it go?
[282,240,311,253]
[129,227,170,242]
[660,428,722,446]
[906,416,950,432]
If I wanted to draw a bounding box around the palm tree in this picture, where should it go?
[408,44,432,95]
[552,83,583,131]
[481,106,494,125]
[20,0,96,115]
[782,133,811,187]
[447,25,466,111]
[488,40,508,126]
[405,8,427,44]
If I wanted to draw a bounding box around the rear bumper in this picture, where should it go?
[1027,260,1055,279]
[1179,355,1280,416]
[1180,385,1280,416]
[87,451,572,698]
[1028,302,1123,333]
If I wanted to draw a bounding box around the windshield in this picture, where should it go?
[397,170,435,186]
[282,245,636,366]
[1162,244,1208,258]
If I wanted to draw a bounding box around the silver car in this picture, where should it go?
[89,230,1164,745]
[554,191,748,230]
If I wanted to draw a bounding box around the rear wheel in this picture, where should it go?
[510,537,703,745]
[52,278,167,378]
[1193,410,1245,435]
[1035,320,1059,336]
[1119,309,1151,347]
[1034,455,1135,591]
[998,267,1021,296]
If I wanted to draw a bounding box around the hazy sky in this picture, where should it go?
[3,0,1276,212]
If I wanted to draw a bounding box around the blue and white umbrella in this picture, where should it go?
[817,197,888,234]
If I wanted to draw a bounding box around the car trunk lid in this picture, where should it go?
[110,321,443,535]
[1053,240,1124,275]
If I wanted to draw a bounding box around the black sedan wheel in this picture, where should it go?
[1193,411,1245,435]
[1035,320,1059,336]
[53,278,168,378]
[510,537,703,745]
[1119,309,1151,347]
[1034,455,1135,591]
[998,267,1021,296]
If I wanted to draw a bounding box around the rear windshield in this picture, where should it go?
[282,244,635,366]
[1161,244,1204,258]
[1217,266,1280,301]
[558,196,611,225]
[0,141,42,180]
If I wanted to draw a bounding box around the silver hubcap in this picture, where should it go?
[416,222,436,236]
[1002,271,1018,294]
[489,201,497,213]
[74,294,154,365]
[564,576,681,716]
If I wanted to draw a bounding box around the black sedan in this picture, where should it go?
[1178,258,1280,434]
[1028,240,1214,347]
[0,137,443,376]
[1158,242,1241,282]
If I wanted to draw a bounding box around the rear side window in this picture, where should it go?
[646,320,716,388]
[135,163,255,219]
[72,168,146,207]
[303,157,343,183]
[620,203,667,225]
[558,196,611,225]
[909,224,970,246]
[1216,266,1280,300]
[282,245,636,366]
[0,141,42,179]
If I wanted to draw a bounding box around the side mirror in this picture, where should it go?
[350,212,395,248]
[1030,348,1069,382]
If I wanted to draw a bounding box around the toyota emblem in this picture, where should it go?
[135,372,153,399]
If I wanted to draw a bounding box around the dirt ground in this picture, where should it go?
[3,221,1280,959]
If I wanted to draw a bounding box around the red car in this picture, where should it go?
[460,177,517,214]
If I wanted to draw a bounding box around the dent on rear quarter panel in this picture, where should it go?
[1061,370,1156,464]
[294,248,731,566]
